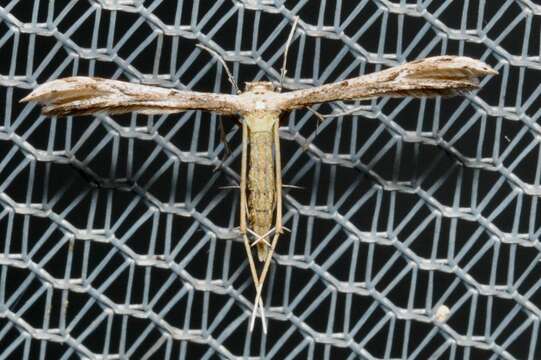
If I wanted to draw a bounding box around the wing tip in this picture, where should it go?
[19,77,107,105]
[19,94,32,103]
[20,88,41,103]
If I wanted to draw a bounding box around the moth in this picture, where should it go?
[21,53,497,333]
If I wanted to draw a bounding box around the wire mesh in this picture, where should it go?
[1,0,540,359]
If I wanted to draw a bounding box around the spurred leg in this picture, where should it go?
[249,121,284,331]
[274,122,283,234]
[240,120,267,333]
[244,234,267,333]
[240,120,248,233]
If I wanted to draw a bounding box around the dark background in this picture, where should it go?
[1,1,540,359]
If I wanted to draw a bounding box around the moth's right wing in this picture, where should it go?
[21,77,241,116]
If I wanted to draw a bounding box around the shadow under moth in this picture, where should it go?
[21,51,497,333]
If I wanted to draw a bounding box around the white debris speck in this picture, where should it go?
[435,305,450,322]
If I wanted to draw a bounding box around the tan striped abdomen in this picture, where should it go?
[247,130,275,259]
[247,130,275,235]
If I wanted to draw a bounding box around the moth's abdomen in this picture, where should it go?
[247,130,275,261]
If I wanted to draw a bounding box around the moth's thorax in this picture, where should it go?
[244,81,275,93]
[243,110,279,132]
[238,81,283,113]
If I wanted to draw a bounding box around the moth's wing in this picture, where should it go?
[21,77,241,116]
[277,56,497,110]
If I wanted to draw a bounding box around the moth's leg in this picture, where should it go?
[274,121,283,234]
[213,117,233,172]
[279,16,300,91]
[218,185,240,190]
[282,184,304,190]
[240,121,258,285]
[306,106,326,132]
[298,107,328,152]
[248,228,272,248]
[240,120,248,234]
[249,122,284,331]
[243,233,268,333]
[220,117,232,158]
[196,44,239,94]
[240,120,267,332]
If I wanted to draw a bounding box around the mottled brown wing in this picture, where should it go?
[21,77,241,116]
[277,56,497,110]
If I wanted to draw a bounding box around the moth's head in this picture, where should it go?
[244,81,275,94]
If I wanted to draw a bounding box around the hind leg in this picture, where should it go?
[240,120,267,333]
[249,121,284,331]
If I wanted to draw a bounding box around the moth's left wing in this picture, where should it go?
[21,77,241,116]
[276,56,497,110]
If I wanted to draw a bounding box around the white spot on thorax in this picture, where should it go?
[255,101,266,110]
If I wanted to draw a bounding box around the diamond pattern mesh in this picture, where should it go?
[1,1,540,359]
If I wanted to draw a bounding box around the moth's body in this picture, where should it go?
[241,82,281,261]
[21,55,497,334]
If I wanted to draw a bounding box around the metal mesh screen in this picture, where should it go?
[1,0,540,358]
